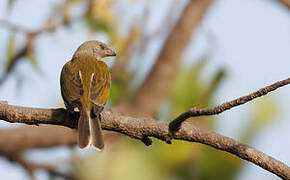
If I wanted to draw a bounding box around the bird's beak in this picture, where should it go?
[105,49,116,57]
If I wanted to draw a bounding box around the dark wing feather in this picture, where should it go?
[89,61,111,107]
[60,61,83,110]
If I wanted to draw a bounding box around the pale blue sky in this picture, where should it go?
[0,0,289,179]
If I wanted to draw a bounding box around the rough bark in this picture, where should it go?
[0,102,289,179]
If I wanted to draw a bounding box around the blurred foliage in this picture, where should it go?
[26,36,39,70]
[168,58,226,128]
[1,32,27,85]
[7,31,16,66]
[169,58,208,117]
[8,0,15,10]
[240,96,278,144]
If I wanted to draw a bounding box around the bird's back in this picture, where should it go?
[61,55,111,110]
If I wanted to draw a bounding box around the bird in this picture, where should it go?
[60,40,116,150]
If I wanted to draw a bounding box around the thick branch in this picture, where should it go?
[0,102,289,179]
[277,0,290,9]
[129,0,214,116]
[169,78,290,132]
[0,126,76,153]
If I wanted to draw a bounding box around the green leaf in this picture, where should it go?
[26,42,39,70]
[252,97,278,127]
[8,0,16,11]
[7,32,16,63]
[85,16,110,33]
[239,97,278,144]
[169,58,208,118]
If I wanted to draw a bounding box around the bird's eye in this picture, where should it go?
[99,44,105,50]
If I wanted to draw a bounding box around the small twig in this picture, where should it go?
[0,46,28,85]
[138,0,178,54]
[0,1,63,35]
[0,20,31,33]
[29,163,75,180]
[169,78,290,132]
[1,152,35,177]
[0,2,63,85]
[0,19,55,35]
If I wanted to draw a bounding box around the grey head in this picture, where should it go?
[73,40,116,60]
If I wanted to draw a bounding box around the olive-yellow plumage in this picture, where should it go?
[60,40,116,150]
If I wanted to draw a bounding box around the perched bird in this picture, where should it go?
[60,40,116,150]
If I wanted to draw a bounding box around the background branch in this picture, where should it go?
[0,2,60,85]
[277,0,290,9]
[0,101,289,179]
[1,151,75,180]
[124,0,214,116]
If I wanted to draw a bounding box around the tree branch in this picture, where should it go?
[169,78,290,132]
[277,0,290,9]
[127,0,214,116]
[0,2,61,85]
[1,151,74,180]
[0,102,289,179]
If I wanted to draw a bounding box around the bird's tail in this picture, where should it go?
[78,109,104,150]
[77,110,90,148]
[89,112,104,150]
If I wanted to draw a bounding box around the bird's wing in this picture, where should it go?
[89,61,111,107]
[60,61,84,107]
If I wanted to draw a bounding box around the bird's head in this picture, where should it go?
[73,40,116,60]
